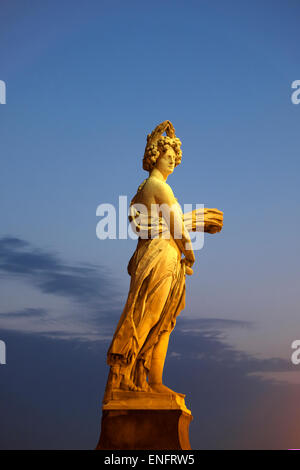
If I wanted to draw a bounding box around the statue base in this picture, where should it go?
[96,390,193,450]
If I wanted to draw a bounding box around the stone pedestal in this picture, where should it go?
[96,391,193,450]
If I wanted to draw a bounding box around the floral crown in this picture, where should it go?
[142,120,182,171]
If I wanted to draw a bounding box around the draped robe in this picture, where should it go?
[106,181,186,387]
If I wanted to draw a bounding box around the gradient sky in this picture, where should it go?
[1,0,300,449]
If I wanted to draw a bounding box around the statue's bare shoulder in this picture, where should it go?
[144,177,176,206]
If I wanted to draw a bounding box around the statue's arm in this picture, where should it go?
[153,180,195,266]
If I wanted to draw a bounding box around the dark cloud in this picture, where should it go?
[0,237,29,249]
[178,317,253,330]
[0,308,47,318]
[165,324,300,449]
[0,326,299,450]
[1,237,299,449]
[0,236,122,308]
[172,317,293,374]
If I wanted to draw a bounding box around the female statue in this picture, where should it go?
[103,121,222,402]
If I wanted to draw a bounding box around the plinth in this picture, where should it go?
[96,390,193,450]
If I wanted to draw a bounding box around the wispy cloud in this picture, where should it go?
[165,325,300,449]
[0,236,118,306]
[0,236,124,339]
[178,317,253,331]
[0,237,294,386]
[1,326,299,449]
[171,318,293,374]
[0,308,47,318]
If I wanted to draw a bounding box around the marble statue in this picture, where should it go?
[103,120,223,404]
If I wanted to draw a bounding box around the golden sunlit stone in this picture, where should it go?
[96,121,223,450]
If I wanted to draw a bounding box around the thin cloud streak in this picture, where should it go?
[0,236,118,306]
[0,236,125,339]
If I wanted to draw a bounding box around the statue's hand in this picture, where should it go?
[185,265,194,276]
[185,248,195,265]
[182,257,194,275]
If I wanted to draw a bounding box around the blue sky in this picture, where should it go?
[1,0,300,449]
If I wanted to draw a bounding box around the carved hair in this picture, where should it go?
[142,120,182,172]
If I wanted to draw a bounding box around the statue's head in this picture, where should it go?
[142,121,182,173]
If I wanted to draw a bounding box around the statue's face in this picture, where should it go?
[155,146,176,176]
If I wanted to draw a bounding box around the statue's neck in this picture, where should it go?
[149,168,168,182]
